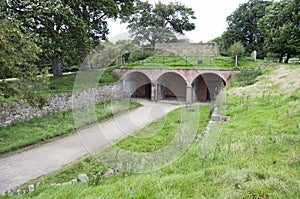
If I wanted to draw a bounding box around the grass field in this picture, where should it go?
[0,100,141,155]
[4,65,299,198]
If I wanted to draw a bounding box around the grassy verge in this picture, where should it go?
[4,66,300,198]
[0,66,119,103]
[0,100,141,155]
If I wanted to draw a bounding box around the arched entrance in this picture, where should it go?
[192,73,225,102]
[157,72,187,101]
[123,72,151,99]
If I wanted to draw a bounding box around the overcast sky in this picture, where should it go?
[108,0,249,43]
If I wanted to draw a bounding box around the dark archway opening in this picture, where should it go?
[192,73,226,102]
[132,83,151,99]
[157,72,187,102]
[123,72,151,99]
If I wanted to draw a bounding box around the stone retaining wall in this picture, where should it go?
[0,82,122,127]
[155,43,220,57]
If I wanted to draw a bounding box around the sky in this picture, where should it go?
[108,0,249,43]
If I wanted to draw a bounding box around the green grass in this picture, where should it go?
[0,100,141,154]
[0,66,119,103]
[124,55,282,70]
[5,65,300,198]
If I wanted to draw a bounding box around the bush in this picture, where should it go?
[235,68,262,86]
[128,48,153,62]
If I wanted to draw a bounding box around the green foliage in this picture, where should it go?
[228,41,246,67]
[90,43,121,69]
[222,0,272,58]
[0,17,49,107]
[128,48,153,62]
[124,1,196,48]
[235,68,263,86]
[258,0,300,63]
[228,41,246,58]
[3,0,137,76]
[0,100,141,154]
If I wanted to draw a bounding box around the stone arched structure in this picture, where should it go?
[192,73,226,102]
[112,68,238,103]
[156,72,187,101]
[122,71,151,99]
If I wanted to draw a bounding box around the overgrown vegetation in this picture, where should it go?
[234,68,263,86]
[5,65,299,198]
[0,100,141,154]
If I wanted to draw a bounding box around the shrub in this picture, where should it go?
[128,48,153,62]
[235,68,262,86]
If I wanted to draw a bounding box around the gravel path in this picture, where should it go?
[0,100,180,195]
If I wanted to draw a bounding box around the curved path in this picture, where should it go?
[0,100,181,195]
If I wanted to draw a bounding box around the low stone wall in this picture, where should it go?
[0,82,122,127]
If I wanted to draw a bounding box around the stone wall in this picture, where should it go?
[0,82,122,127]
[155,42,220,57]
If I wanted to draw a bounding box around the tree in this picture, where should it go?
[258,0,300,63]
[0,16,48,106]
[66,0,137,70]
[222,0,272,58]
[90,43,120,69]
[228,41,245,67]
[6,0,137,76]
[124,1,196,49]
[115,39,139,63]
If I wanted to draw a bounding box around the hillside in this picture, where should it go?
[4,64,298,198]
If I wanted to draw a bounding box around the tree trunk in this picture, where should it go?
[284,53,290,64]
[52,57,63,77]
[235,54,238,67]
[279,53,284,63]
[80,45,91,71]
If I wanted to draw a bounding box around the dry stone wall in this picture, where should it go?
[0,82,122,127]
[155,43,220,57]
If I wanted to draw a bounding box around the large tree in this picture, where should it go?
[222,0,272,58]
[6,0,137,76]
[66,0,136,70]
[258,0,300,63]
[124,1,196,49]
[0,4,48,106]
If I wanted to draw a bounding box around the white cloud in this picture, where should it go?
[108,0,249,42]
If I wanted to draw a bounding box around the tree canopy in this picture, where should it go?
[4,0,137,77]
[124,1,196,49]
[258,0,300,63]
[221,0,272,58]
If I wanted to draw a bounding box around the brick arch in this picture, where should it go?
[157,70,188,85]
[121,70,152,83]
[190,71,227,85]
[122,71,152,99]
[192,73,226,102]
[156,72,187,101]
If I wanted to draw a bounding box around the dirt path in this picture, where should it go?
[0,100,181,195]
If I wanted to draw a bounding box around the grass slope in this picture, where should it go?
[125,56,281,70]
[6,65,299,199]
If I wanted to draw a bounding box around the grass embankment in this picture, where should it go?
[125,56,281,69]
[6,65,299,198]
[0,100,141,155]
[0,66,119,103]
